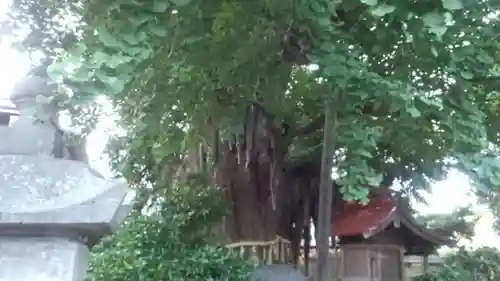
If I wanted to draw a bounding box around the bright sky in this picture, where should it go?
[0,1,499,249]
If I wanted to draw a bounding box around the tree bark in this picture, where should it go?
[314,97,337,281]
[172,101,327,265]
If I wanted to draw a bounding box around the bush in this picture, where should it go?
[87,184,254,281]
[414,247,500,281]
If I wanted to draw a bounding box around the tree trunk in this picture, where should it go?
[174,101,325,265]
[315,98,337,281]
[212,103,302,263]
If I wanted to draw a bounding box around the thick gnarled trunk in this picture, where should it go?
[212,104,302,263]
[174,102,321,265]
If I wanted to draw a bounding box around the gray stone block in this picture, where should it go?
[0,237,90,281]
[251,264,307,281]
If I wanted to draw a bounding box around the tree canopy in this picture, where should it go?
[34,0,500,192]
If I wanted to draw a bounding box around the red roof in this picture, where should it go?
[331,192,453,254]
[332,195,396,237]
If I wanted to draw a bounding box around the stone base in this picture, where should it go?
[0,237,90,281]
[251,264,307,281]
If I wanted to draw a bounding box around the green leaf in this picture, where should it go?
[422,12,448,39]
[171,0,191,7]
[422,12,444,27]
[123,34,140,45]
[97,26,122,48]
[150,26,168,37]
[71,69,94,82]
[129,14,154,26]
[91,51,110,65]
[431,45,438,57]
[477,50,494,65]
[96,72,127,93]
[370,4,396,17]
[152,0,170,13]
[360,0,378,6]
[106,55,133,68]
[60,54,83,70]
[407,106,421,118]
[366,173,383,187]
[489,68,500,76]
[460,71,474,79]
[356,149,373,158]
[441,0,463,10]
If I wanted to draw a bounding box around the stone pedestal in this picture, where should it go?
[251,265,307,281]
[0,238,89,281]
[0,75,131,281]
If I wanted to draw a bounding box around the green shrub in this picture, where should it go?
[414,247,500,281]
[87,184,254,281]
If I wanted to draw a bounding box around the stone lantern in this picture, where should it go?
[0,75,131,281]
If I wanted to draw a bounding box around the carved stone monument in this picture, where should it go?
[0,75,131,281]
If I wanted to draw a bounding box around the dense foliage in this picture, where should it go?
[414,247,500,281]
[40,0,498,198]
[87,184,254,281]
[45,0,500,194]
[6,0,500,264]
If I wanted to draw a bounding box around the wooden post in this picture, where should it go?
[423,255,429,274]
[315,97,337,281]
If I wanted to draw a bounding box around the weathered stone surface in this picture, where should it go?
[0,155,125,213]
[0,237,90,281]
[0,156,130,241]
[251,264,307,281]
[0,156,130,281]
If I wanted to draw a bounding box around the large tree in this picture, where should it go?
[6,0,500,267]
